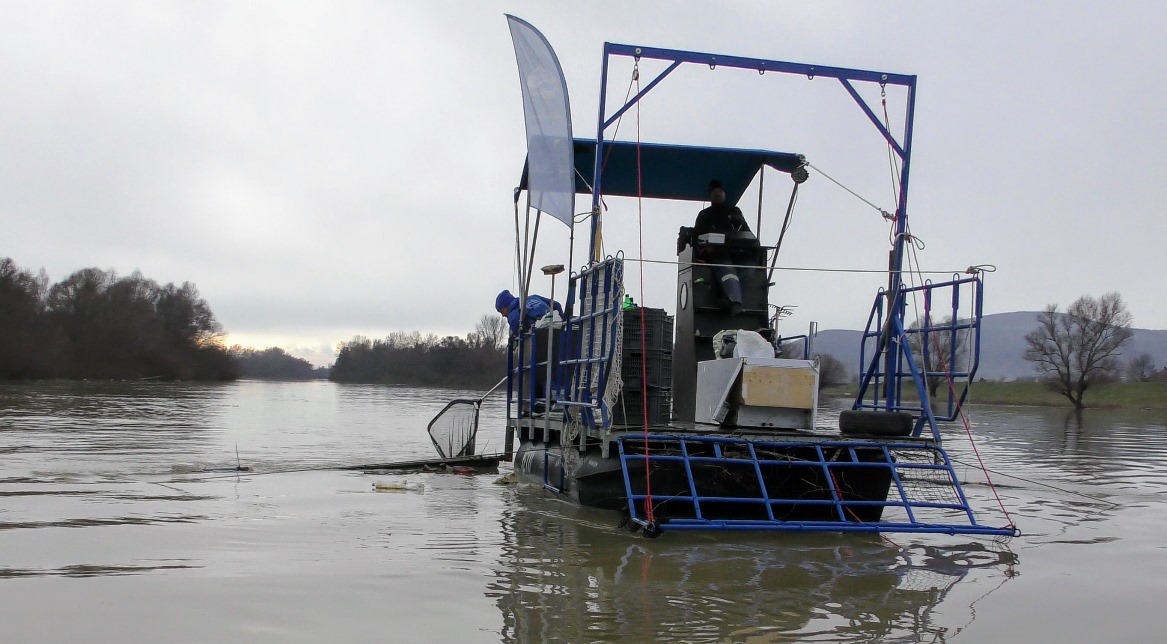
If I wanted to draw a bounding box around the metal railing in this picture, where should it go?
[617,434,1012,536]
[854,276,984,440]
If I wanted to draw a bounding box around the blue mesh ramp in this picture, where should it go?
[616,434,1015,536]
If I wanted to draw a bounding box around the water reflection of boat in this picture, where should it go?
[459,16,1018,536]
[488,490,1018,642]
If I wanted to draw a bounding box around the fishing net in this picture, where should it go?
[427,399,479,458]
[879,447,969,526]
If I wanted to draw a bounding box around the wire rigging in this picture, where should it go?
[624,255,971,276]
[806,161,896,221]
[881,82,903,212]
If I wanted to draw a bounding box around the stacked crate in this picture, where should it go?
[614,307,674,425]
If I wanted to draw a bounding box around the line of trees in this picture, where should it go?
[228,346,328,380]
[1,258,235,380]
[329,314,508,387]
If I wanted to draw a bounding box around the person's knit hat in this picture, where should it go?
[495,290,515,311]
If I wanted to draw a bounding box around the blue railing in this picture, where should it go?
[557,257,624,432]
[506,257,625,435]
[854,276,984,440]
[616,434,1013,536]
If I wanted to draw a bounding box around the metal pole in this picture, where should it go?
[542,264,565,445]
[591,46,612,263]
[755,166,764,236]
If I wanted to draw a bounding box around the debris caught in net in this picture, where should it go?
[427,399,480,458]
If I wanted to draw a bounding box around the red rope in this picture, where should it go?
[956,401,1016,532]
[632,70,654,525]
[594,66,642,222]
[827,468,901,549]
[927,315,1017,533]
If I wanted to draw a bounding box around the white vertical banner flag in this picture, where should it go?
[506,15,575,227]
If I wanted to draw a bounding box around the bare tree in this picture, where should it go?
[1126,353,1156,382]
[907,316,968,397]
[813,353,850,389]
[473,313,509,350]
[1023,293,1133,409]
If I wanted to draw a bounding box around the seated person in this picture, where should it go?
[689,179,763,316]
[495,289,564,335]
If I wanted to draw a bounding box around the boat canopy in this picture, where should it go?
[520,139,804,207]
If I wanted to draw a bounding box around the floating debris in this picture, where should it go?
[372,481,425,493]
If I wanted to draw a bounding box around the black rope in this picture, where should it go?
[950,458,1119,507]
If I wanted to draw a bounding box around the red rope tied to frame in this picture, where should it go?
[631,62,655,526]
[827,466,902,549]
[924,309,1018,534]
[592,65,645,257]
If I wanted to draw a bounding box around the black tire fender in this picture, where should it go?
[839,410,915,437]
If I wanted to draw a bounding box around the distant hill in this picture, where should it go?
[807,311,1167,381]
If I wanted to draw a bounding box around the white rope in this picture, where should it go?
[881,92,903,212]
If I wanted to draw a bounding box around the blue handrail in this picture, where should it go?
[854,276,984,441]
[617,434,1012,536]
[508,257,625,435]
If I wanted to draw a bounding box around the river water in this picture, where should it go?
[1,380,1164,643]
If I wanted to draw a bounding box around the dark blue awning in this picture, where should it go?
[520,139,804,206]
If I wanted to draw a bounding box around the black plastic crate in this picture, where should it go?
[623,307,674,352]
[613,388,671,426]
[621,349,673,389]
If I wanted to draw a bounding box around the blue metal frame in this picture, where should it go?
[505,326,540,420]
[617,434,1013,536]
[506,31,1010,536]
[777,334,812,360]
[591,43,919,409]
[591,43,916,277]
[507,257,623,433]
[854,276,984,440]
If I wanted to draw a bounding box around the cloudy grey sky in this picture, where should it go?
[4,1,1164,366]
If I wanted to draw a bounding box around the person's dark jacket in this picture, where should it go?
[503,295,563,335]
[694,202,751,237]
[689,203,754,261]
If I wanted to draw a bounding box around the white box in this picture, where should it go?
[695,357,819,429]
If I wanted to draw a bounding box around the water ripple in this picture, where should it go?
[0,562,200,578]
[0,514,207,531]
[2,382,1164,642]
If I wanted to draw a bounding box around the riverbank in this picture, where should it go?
[823,381,1167,410]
